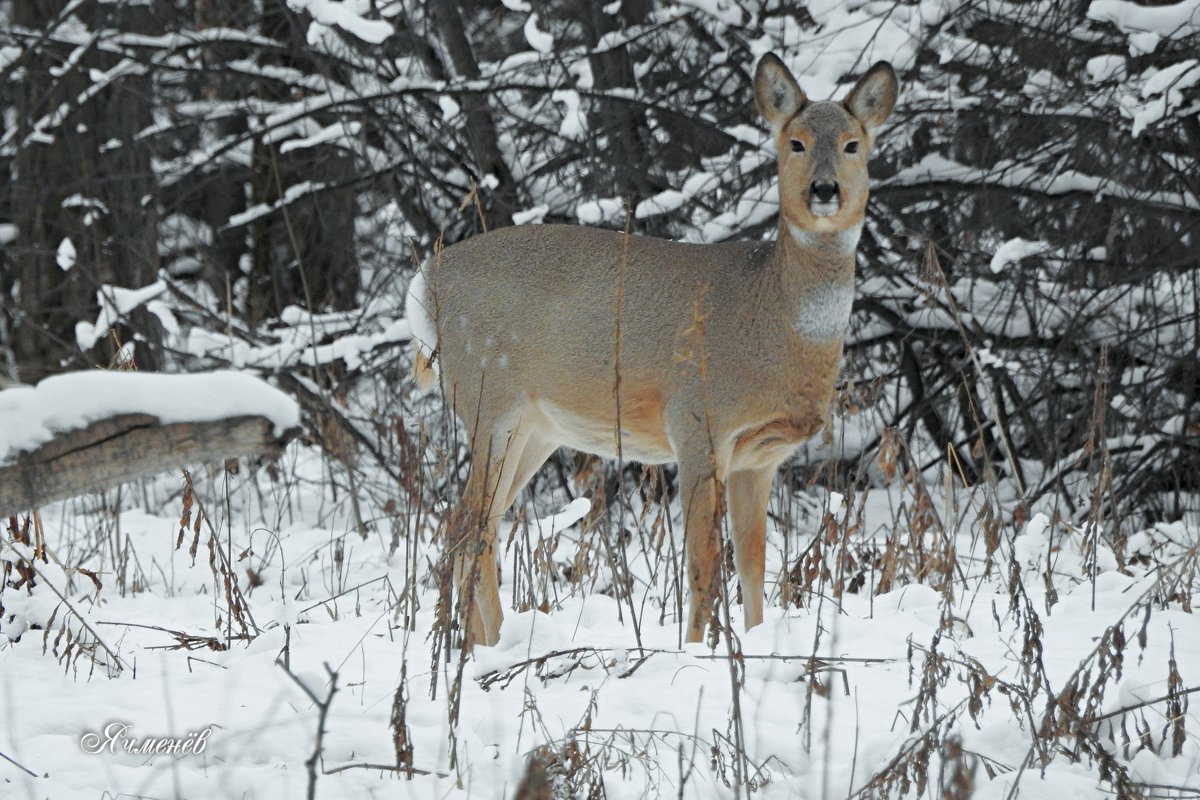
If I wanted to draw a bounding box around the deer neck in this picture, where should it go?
[770,219,860,342]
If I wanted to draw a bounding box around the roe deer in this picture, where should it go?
[407,53,897,648]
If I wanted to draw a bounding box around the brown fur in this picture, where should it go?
[416,53,897,647]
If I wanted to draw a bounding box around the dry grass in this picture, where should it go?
[0,235,1196,798]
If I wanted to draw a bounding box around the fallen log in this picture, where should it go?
[0,371,301,516]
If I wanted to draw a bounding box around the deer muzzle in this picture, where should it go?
[809,181,840,217]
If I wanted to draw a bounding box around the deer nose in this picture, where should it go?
[811,181,839,203]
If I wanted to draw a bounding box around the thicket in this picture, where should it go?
[0,0,1196,559]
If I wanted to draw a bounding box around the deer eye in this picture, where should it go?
[789,140,805,153]
[844,140,860,154]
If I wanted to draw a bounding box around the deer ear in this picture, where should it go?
[844,62,898,133]
[754,53,806,129]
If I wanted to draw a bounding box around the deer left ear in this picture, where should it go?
[844,62,898,134]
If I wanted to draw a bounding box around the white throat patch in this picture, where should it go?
[787,222,861,253]
[785,223,859,340]
[792,277,854,341]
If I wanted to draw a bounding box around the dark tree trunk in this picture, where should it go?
[9,0,160,381]
[190,0,255,295]
[429,0,519,234]
[246,0,360,329]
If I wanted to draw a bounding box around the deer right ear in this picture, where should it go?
[754,53,806,129]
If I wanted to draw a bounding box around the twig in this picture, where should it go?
[95,620,247,651]
[0,537,130,673]
[322,761,447,778]
[1088,684,1200,723]
[0,748,39,778]
[279,660,338,800]
[298,574,392,615]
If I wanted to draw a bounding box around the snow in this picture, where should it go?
[675,0,745,26]
[532,497,593,536]
[291,321,412,370]
[278,119,361,154]
[636,173,718,220]
[1129,59,1200,135]
[0,371,300,464]
[1087,54,1126,82]
[634,188,686,218]
[76,279,169,351]
[990,237,1048,272]
[511,204,549,225]
[576,197,625,224]
[884,152,1200,211]
[1087,0,1200,39]
[62,194,109,225]
[438,95,461,121]
[523,13,553,54]
[182,313,413,372]
[755,3,918,103]
[56,237,76,271]
[551,89,587,140]
[225,180,330,230]
[702,176,776,241]
[1128,31,1161,55]
[1,478,1195,798]
[285,0,393,44]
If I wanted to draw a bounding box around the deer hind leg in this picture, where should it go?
[454,416,540,648]
[676,446,731,644]
[500,433,558,511]
[727,466,776,631]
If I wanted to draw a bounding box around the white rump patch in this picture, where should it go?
[404,267,439,375]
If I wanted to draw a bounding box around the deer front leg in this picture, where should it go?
[727,466,776,631]
[677,452,729,644]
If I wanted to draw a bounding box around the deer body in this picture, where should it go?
[408,54,897,647]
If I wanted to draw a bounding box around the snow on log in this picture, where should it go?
[0,371,301,515]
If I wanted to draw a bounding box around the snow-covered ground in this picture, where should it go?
[1,439,1196,798]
